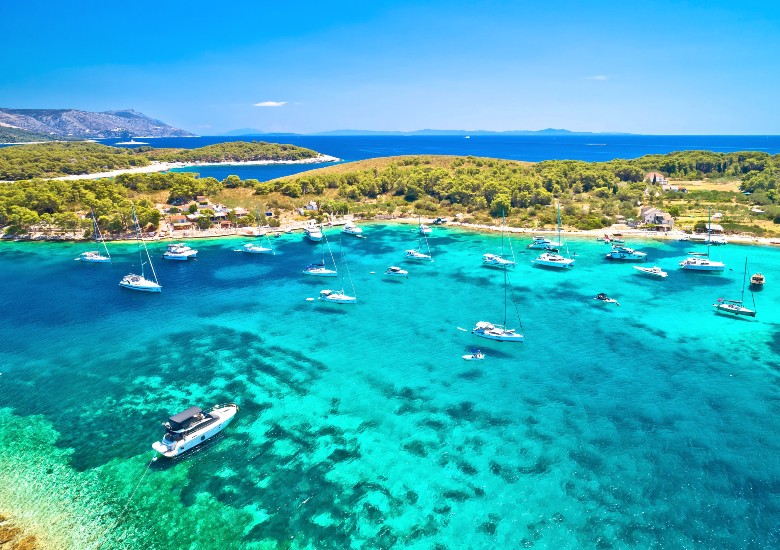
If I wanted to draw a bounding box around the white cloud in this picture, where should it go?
[253,101,287,107]
[586,75,608,81]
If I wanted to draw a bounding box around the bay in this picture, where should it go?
[1,226,779,548]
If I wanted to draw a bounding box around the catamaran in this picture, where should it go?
[119,204,162,292]
[163,242,198,260]
[76,208,112,263]
[152,403,239,458]
[679,208,725,271]
[483,213,516,268]
[713,258,756,317]
[319,241,357,304]
[472,265,524,343]
[532,204,574,269]
[304,227,338,276]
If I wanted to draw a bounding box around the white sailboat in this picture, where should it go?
[76,208,112,263]
[119,204,162,292]
[304,227,338,276]
[483,213,516,268]
[472,266,524,342]
[679,208,725,271]
[532,204,574,269]
[236,208,275,254]
[405,216,434,261]
[319,240,357,304]
[712,258,756,317]
[418,215,432,236]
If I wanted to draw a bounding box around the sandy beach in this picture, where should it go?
[51,154,340,181]
[6,215,779,249]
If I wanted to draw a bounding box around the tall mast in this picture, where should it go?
[741,257,748,303]
[503,265,508,327]
[131,205,144,278]
[91,208,111,261]
[557,204,562,247]
[706,207,712,258]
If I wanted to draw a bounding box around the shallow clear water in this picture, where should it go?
[1,226,779,548]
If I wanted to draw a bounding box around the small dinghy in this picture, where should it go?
[462,350,485,361]
[594,292,620,306]
[633,266,668,278]
[384,266,408,277]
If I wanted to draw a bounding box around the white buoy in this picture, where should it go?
[370,271,375,274]
[305,297,314,301]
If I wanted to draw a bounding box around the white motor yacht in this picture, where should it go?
[318,289,357,304]
[343,221,363,235]
[305,225,323,242]
[163,243,198,260]
[303,263,338,277]
[633,266,668,278]
[119,273,162,292]
[471,321,524,342]
[405,249,433,261]
[527,236,561,250]
[152,404,239,458]
[532,252,575,269]
[238,243,273,254]
[77,250,111,263]
[482,253,515,268]
[384,266,408,277]
[605,245,647,261]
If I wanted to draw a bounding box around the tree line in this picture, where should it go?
[0,140,320,180]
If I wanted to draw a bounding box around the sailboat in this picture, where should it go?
[417,214,432,236]
[405,216,434,261]
[76,208,112,263]
[679,208,725,271]
[319,240,357,304]
[303,226,337,276]
[237,208,274,254]
[472,265,523,342]
[119,204,162,292]
[712,258,756,317]
[483,213,516,268]
[532,204,575,269]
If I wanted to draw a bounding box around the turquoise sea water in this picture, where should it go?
[1,225,779,548]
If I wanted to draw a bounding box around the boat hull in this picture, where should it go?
[77,255,111,263]
[303,269,338,277]
[713,304,756,317]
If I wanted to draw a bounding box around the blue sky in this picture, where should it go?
[2,0,779,134]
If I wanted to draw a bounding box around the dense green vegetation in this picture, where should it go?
[0,142,151,180]
[0,141,320,180]
[142,141,320,163]
[1,149,779,236]
[0,126,71,144]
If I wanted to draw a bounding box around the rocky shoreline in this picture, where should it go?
[0,514,41,550]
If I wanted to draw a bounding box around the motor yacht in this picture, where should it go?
[152,404,239,458]
[163,243,198,260]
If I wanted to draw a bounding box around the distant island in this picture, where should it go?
[0,108,194,142]
[222,128,632,137]
[0,141,324,180]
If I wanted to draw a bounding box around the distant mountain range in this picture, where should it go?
[222,128,631,137]
[0,108,194,141]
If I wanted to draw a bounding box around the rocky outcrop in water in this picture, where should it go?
[0,108,194,139]
[0,514,41,549]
